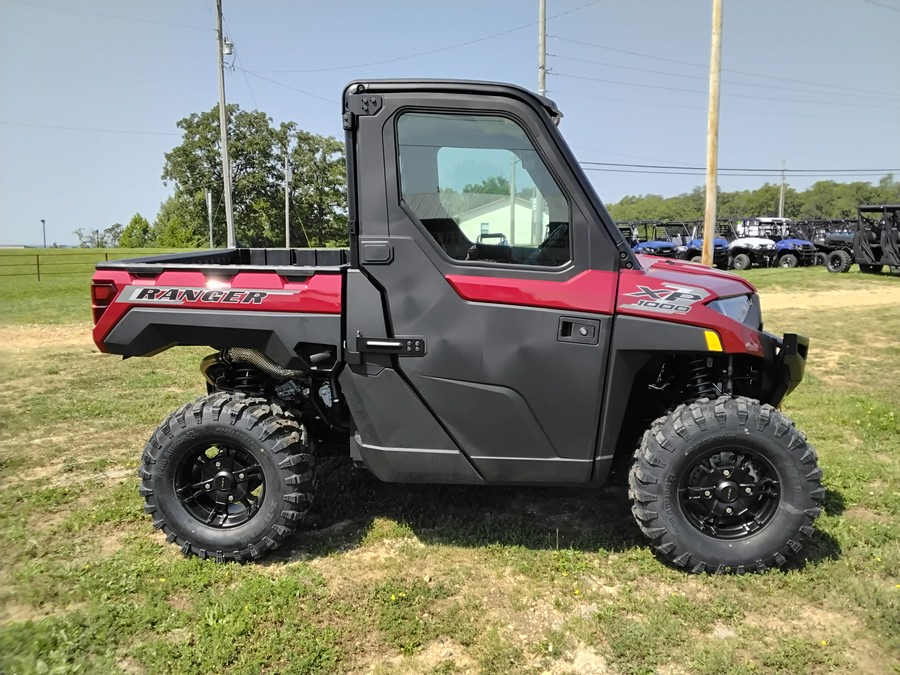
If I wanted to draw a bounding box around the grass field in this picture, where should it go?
[0,256,898,674]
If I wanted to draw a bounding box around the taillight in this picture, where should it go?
[91,282,118,324]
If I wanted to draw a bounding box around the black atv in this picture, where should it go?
[826,205,900,274]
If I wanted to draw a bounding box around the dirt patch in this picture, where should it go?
[745,606,895,674]
[166,591,194,613]
[0,324,93,354]
[0,600,87,626]
[1,425,140,490]
[304,536,428,588]
[549,644,612,674]
[759,287,894,312]
[359,639,476,675]
[844,507,893,524]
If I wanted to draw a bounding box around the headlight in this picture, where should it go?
[707,295,753,324]
[675,245,687,253]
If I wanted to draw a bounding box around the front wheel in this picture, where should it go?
[731,253,751,270]
[779,253,799,268]
[628,396,823,573]
[826,249,852,273]
[139,392,315,562]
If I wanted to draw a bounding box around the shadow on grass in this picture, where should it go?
[266,450,844,572]
[264,452,642,563]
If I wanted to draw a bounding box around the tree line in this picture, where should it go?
[606,176,900,223]
[74,103,900,248]
[76,104,347,249]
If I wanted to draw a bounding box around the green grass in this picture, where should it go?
[0,266,898,674]
[739,263,900,291]
[0,248,193,323]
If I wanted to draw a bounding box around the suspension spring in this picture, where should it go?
[686,357,716,399]
[233,367,264,394]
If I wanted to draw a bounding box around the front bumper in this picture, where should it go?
[749,251,776,267]
[761,331,810,406]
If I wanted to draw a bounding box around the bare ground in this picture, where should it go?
[759,286,895,312]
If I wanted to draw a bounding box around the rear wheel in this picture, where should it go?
[826,249,852,273]
[859,264,883,274]
[139,392,315,562]
[628,396,823,573]
[731,253,751,271]
[814,252,827,266]
[779,253,799,268]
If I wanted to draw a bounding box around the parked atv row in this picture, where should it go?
[618,217,817,270]
[796,205,900,274]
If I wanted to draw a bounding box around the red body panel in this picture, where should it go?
[445,269,618,315]
[445,255,762,356]
[92,269,342,353]
[94,254,763,358]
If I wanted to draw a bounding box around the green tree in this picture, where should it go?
[119,213,152,248]
[153,196,206,247]
[160,105,346,248]
[162,104,282,247]
[463,175,511,195]
[875,174,900,203]
[287,129,347,247]
[74,223,123,248]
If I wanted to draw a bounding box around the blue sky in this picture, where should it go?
[1,0,898,246]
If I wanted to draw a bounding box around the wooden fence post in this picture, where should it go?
[36,255,41,282]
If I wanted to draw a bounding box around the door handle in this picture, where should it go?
[356,336,427,356]
[558,317,600,345]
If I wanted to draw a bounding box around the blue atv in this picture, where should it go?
[739,218,817,268]
[619,222,680,258]
[668,223,730,268]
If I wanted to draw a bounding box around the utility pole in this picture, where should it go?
[778,160,786,218]
[509,156,517,243]
[533,0,547,244]
[284,150,291,248]
[40,219,46,248]
[216,0,236,248]
[701,0,723,267]
[538,0,547,97]
[205,189,214,248]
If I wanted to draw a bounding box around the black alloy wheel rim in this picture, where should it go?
[678,449,781,540]
[174,442,265,528]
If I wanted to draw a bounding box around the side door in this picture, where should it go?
[349,84,622,483]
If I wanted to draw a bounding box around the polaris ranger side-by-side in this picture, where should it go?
[825,205,900,274]
[91,81,822,573]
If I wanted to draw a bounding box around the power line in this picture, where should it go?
[580,166,896,178]
[0,121,181,136]
[579,160,900,173]
[234,69,338,105]
[12,0,211,30]
[550,53,900,102]
[552,89,896,123]
[551,35,898,98]
[553,72,900,109]
[221,17,259,109]
[863,0,900,11]
[252,0,604,74]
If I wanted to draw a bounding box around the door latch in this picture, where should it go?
[558,317,600,345]
[356,336,426,357]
